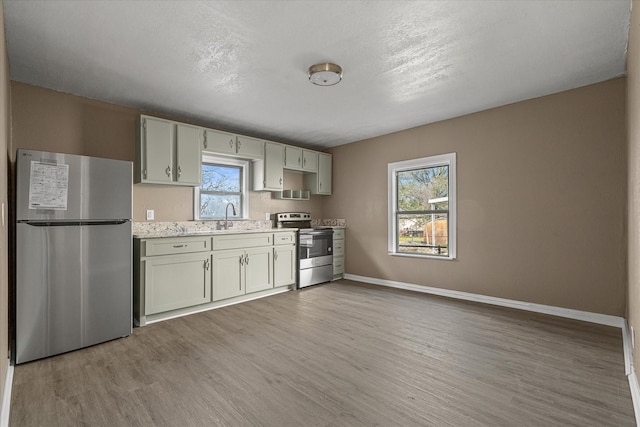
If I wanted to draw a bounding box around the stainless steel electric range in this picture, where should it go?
[275,212,333,288]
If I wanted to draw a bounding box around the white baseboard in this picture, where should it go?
[344,274,625,328]
[624,320,634,376]
[0,359,12,427]
[628,366,640,427]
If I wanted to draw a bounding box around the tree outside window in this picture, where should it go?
[397,166,449,255]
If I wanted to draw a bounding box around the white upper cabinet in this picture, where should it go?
[203,129,264,160]
[302,149,318,172]
[284,146,302,170]
[137,116,173,184]
[284,146,318,173]
[136,115,201,186]
[236,135,264,159]
[175,124,202,185]
[202,129,236,155]
[318,153,332,194]
[135,114,332,191]
[304,152,332,195]
[253,141,284,191]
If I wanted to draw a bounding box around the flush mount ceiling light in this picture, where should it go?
[308,63,343,86]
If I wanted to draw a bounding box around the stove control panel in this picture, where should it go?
[276,212,311,221]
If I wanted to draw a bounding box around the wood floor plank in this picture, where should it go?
[10,280,636,426]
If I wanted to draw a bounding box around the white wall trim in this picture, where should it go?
[628,366,640,427]
[623,320,633,376]
[344,274,625,328]
[0,359,13,427]
[624,320,640,426]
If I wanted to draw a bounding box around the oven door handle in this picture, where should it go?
[300,230,332,236]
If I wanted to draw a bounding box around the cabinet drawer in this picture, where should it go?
[142,237,210,257]
[333,228,345,239]
[333,240,344,257]
[274,232,296,245]
[212,233,272,250]
[333,256,345,274]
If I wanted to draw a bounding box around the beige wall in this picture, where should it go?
[325,78,627,316]
[628,0,640,377]
[10,82,323,221]
[8,52,629,320]
[0,1,9,405]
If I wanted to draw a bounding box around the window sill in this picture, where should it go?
[388,252,456,261]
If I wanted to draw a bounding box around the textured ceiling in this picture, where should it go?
[2,0,631,149]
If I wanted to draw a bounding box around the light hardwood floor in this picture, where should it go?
[10,280,636,426]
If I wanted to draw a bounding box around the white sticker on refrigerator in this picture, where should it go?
[28,161,69,210]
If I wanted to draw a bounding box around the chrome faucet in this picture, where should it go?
[225,202,237,230]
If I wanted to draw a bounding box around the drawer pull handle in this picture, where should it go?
[173,244,185,248]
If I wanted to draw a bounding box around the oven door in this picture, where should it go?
[299,230,333,261]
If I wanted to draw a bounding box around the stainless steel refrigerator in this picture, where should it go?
[15,149,133,364]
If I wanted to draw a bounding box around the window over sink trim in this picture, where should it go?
[194,155,250,220]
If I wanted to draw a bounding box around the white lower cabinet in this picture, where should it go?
[274,244,296,287]
[244,246,273,293]
[135,231,296,326]
[333,228,345,280]
[145,253,211,315]
[212,246,273,301]
[211,249,245,301]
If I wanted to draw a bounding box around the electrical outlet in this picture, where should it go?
[265,212,271,221]
[146,209,155,221]
[632,326,636,349]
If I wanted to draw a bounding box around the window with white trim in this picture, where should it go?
[194,155,249,220]
[388,153,456,259]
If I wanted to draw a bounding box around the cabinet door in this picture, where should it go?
[212,249,244,301]
[176,124,202,185]
[245,247,273,293]
[302,150,318,172]
[284,146,302,169]
[264,141,284,190]
[145,253,211,315]
[273,244,296,287]
[236,136,264,160]
[204,129,236,155]
[142,117,174,184]
[317,152,332,195]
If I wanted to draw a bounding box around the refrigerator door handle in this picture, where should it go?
[22,220,130,227]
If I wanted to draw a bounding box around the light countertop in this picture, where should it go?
[132,220,346,239]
